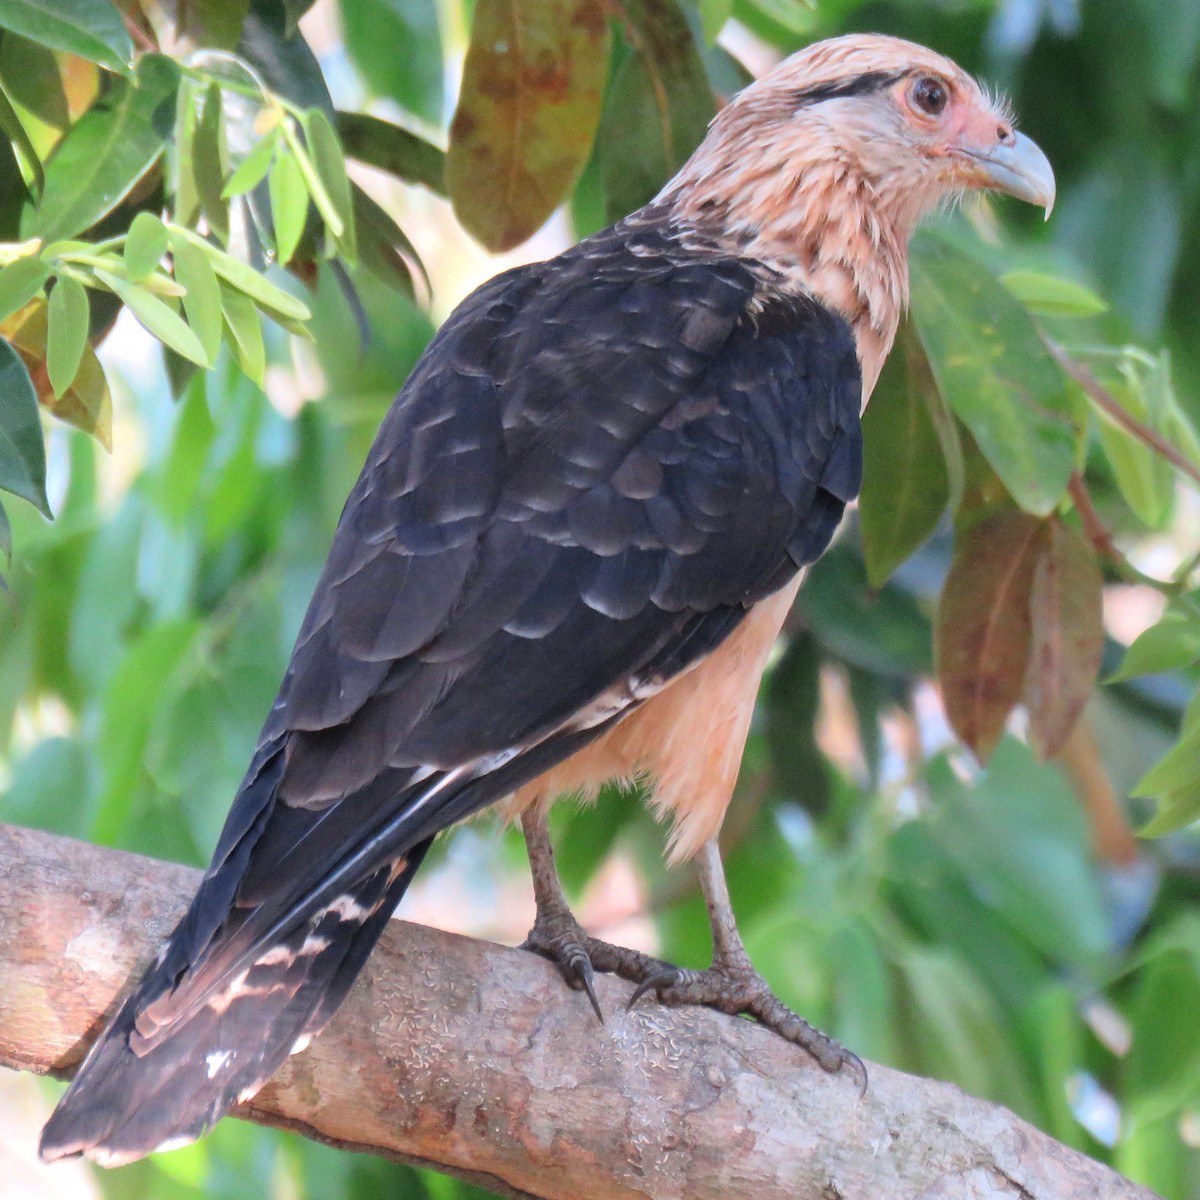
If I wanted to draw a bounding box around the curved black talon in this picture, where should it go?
[626,966,687,1009]
[520,927,606,1023]
[561,943,604,1022]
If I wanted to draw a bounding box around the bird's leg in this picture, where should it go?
[518,807,607,1021]
[628,838,867,1088]
[518,807,681,1022]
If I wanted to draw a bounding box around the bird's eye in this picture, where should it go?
[911,76,948,116]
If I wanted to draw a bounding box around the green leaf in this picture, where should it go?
[335,110,445,195]
[169,0,250,49]
[172,76,199,226]
[341,0,442,125]
[0,254,48,323]
[92,619,202,844]
[0,73,44,193]
[1125,949,1200,1118]
[303,108,354,259]
[1022,518,1104,760]
[860,322,949,588]
[698,0,734,42]
[1000,270,1109,317]
[598,0,714,222]
[21,54,179,243]
[94,268,208,366]
[3,292,110,447]
[170,233,222,365]
[744,0,817,34]
[1090,365,1175,528]
[268,149,307,265]
[219,280,264,385]
[193,82,230,244]
[168,225,311,320]
[280,118,341,238]
[123,211,169,281]
[0,335,47,513]
[0,0,132,75]
[221,125,278,198]
[1110,613,1200,682]
[910,235,1079,516]
[45,273,88,396]
[447,0,611,251]
[935,511,1044,764]
[351,184,416,297]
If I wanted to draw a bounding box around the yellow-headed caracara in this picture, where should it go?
[41,34,1055,1165]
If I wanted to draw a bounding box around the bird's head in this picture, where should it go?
[665,34,1055,390]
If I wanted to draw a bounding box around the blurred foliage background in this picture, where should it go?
[0,0,1199,1197]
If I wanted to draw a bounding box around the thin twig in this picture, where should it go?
[1048,339,1200,491]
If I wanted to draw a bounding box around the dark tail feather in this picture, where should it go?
[39,838,432,1166]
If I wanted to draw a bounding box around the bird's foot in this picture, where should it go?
[626,956,867,1090]
[521,913,688,1026]
[520,908,606,1022]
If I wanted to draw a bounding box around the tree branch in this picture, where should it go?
[0,822,1157,1200]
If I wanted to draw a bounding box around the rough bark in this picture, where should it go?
[0,822,1159,1200]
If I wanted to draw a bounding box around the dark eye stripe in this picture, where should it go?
[791,70,906,106]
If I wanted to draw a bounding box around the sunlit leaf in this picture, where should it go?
[45,273,88,396]
[124,211,169,281]
[860,322,949,588]
[598,0,714,222]
[303,107,354,259]
[335,110,445,195]
[1091,355,1176,528]
[268,149,307,264]
[194,82,230,244]
[0,31,70,162]
[935,510,1044,764]
[168,225,310,320]
[0,71,43,192]
[1022,518,1104,760]
[0,254,48,323]
[94,268,209,366]
[1109,613,1200,682]
[279,118,340,238]
[0,334,47,512]
[911,234,1079,516]
[447,0,610,251]
[21,54,179,242]
[219,279,264,385]
[698,0,734,42]
[745,0,818,34]
[3,293,110,447]
[0,0,132,75]
[172,75,199,226]
[1000,270,1109,317]
[170,233,222,365]
[221,126,277,198]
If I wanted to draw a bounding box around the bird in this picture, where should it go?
[40,33,1055,1166]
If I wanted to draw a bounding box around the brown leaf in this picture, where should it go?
[935,510,1044,764]
[1,298,112,451]
[1023,518,1104,760]
[447,0,611,250]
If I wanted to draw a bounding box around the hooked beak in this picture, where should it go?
[966,131,1056,219]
